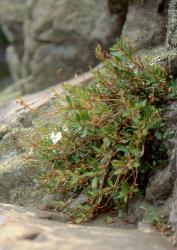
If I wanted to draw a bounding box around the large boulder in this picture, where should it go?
[122,0,170,51]
[0,0,27,81]
[21,0,121,92]
[0,0,27,22]
[0,0,126,93]
[144,1,177,243]
[0,203,173,250]
[0,0,174,95]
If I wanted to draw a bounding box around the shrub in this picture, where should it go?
[30,40,176,223]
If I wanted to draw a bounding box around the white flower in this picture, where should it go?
[28,149,33,156]
[62,125,68,132]
[50,131,62,144]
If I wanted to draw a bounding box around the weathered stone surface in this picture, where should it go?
[145,99,177,243]
[0,203,173,250]
[168,105,177,246]
[145,102,177,202]
[0,0,175,96]
[69,193,88,209]
[0,0,27,22]
[169,191,177,246]
[166,0,177,49]
[166,0,177,74]
[146,47,177,75]
[6,45,21,81]
[0,0,124,93]
[108,0,129,15]
[0,0,26,81]
[0,70,95,204]
[122,0,169,51]
[145,151,176,203]
[0,68,94,126]
[20,0,120,92]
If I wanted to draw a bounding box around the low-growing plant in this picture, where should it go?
[30,39,176,222]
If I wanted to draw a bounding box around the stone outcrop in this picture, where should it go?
[0,0,27,81]
[143,0,177,244]
[166,0,177,74]
[0,203,173,250]
[122,0,170,51]
[166,0,177,49]
[21,0,120,92]
[0,0,125,93]
[0,69,95,205]
[0,0,173,95]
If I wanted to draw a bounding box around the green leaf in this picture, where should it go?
[103,137,111,148]
[75,113,81,122]
[92,177,98,189]
[75,216,84,224]
[82,127,88,137]
[155,131,162,140]
[66,95,72,105]
[116,145,128,154]
[104,216,113,224]
[92,145,101,153]
[107,179,113,187]
[82,172,95,177]
[113,169,123,175]
[111,160,125,168]
[130,148,140,157]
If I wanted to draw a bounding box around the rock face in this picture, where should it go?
[0,0,27,81]
[21,0,120,92]
[122,0,170,51]
[166,0,177,74]
[0,0,124,93]
[0,0,172,94]
[0,70,94,205]
[166,0,177,49]
[0,203,173,250]
[144,0,177,244]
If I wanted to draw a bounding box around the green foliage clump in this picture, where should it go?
[31,40,176,222]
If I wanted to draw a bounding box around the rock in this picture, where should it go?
[0,66,94,126]
[108,0,129,15]
[145,147,176,203]
[149,48,177,76]
[122,0,169,51]
[0,0,27,81]
[0,0,27,22]
[0,203,173,250]
[20,0,120,92]
[69,193,88,209]
[41,193,63,210]
[168,190,177,246]
[6,45,21,81]
[0,154,38,203]
[0,0,124,94]
[0,125,39,204]
[0,69,95,205]
[166,0,177,49]
[137,221,154,233]
[145,98,177,243]
[169,192,177,246]
[0,0,175,97]
[166,0,177,74]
